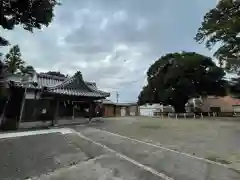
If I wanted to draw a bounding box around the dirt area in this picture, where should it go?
[82,116,240,171]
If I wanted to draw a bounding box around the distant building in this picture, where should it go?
[188,96,240,116]
[139,103,174,117]
[201,96,240,113]
[99,100,139,117]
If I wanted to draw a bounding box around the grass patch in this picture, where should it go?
[206,155,231,165]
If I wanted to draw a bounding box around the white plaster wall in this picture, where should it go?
[25,92,40,99]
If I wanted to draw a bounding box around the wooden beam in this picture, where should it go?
[53,99,59,125]
[89,102,92,122]
[72,105,75,120]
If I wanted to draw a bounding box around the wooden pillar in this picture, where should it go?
[53,99,59,126]
[89,102,92,122]
[72,104,75,120]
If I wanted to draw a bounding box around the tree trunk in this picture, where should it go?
[172,102,186,113]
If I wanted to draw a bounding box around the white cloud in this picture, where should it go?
[0,0,217,102]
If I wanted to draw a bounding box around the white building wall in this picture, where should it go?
[25,92,40,99]
[139,104,173,117]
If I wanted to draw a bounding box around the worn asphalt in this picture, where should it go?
[1,122,240,180]
[74,126,240,180]
[0,132,88,180]
[0,129,167,180]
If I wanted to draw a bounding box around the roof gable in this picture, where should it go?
[48,71,92,92]
[6,72,110,98]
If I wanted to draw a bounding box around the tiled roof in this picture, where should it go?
[7,73,110,98]
[45,72,110,98]
[33,73,66,88]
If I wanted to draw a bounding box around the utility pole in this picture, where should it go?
[116,92,119,103]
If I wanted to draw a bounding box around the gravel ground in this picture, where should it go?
[78,117,240,171]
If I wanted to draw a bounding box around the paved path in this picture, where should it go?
[0,130,87,180]
[1,126,240,180]
[74,126,240,180]
[0,128,169,180]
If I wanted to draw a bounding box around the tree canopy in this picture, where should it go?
[195,0,240,73]
[228,77,240,97]
[4,45,25,74]
[3,45,36,76]
[138,52,226,113]
[0,59,7,98]
[20,65,35,75]
[0,0,59,46]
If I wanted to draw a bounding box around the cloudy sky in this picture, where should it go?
[1,0,218,102]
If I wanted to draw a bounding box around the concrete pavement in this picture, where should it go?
[32,154,165,180]
[74,126,240,180]
[1,125,240,180]
[0,128,169,180]
[0,131,88,180]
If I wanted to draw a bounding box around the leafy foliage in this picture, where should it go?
[138,52,226,112]
[0,59,7,96]
[0,0,59,46]
[20,65,35,75]
[4,45,25,74]
[0,59,8,118]
[195,0,240,73]
[228,77,240,97]
[0,37,9,46]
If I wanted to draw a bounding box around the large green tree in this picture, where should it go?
[0,0,59,46]
[138,52,226,113]
[195,0,240,73]
[0,58,7,96]
[0,57,7,116]
[228,77,240,97]
[4,45,25,74]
